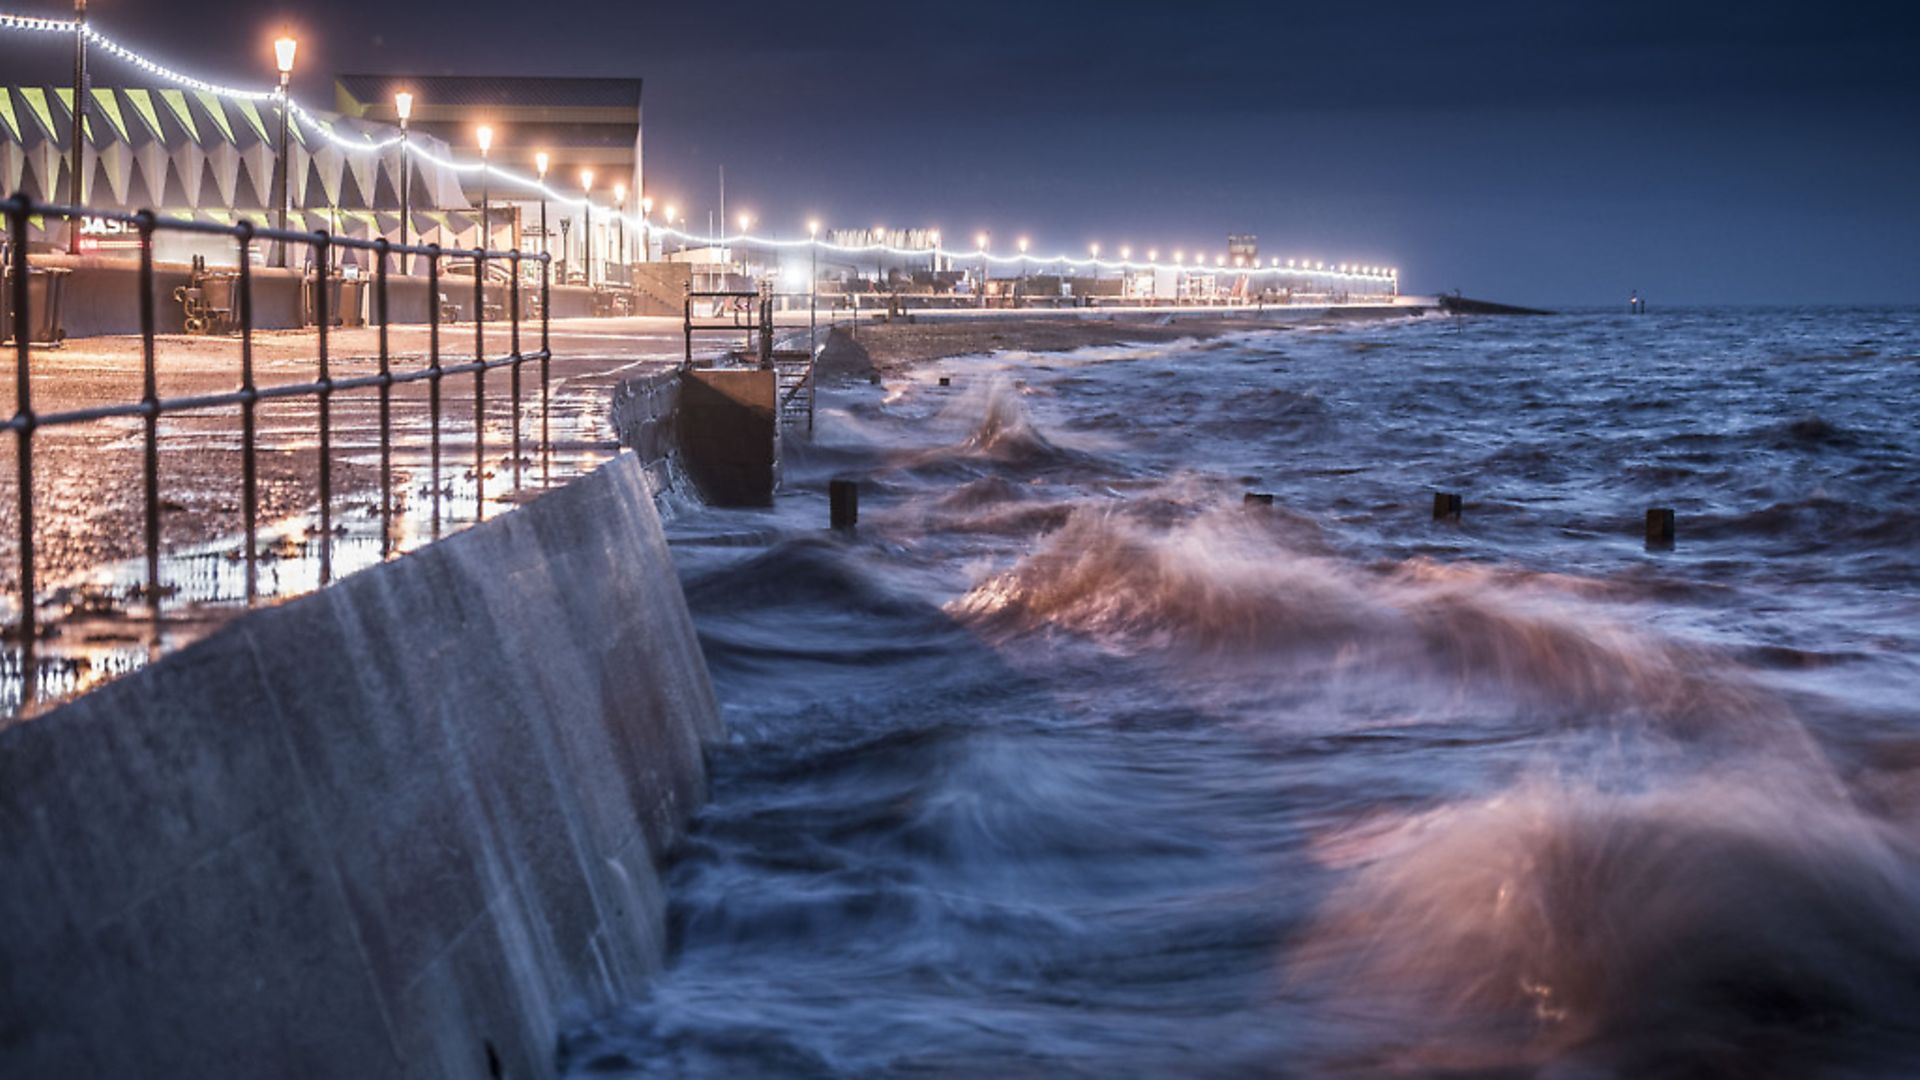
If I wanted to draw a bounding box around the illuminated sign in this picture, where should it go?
[77,216,141,252]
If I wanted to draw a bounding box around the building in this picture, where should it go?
[334,75,643,285]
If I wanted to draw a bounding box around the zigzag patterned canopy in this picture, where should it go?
[0,86,470,214]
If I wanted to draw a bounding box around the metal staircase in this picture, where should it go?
[773,344,818,433]
[683,280,817,434]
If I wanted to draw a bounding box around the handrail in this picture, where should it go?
[2,192,554,710]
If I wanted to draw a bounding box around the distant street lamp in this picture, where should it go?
[580,168,594,287]
[930,229,942,276]
[475,125,493,253]
[534,151,550,266]
[1017,236,1029,303]
[271,33,297,266]
[737,212,752,276]
[975,232,989,309]
[67,0,88,254]
[663,204,678,255]
[613,182,627,277]
[395,91,413,264]
[807,218,819,353]
[640,195,653,262]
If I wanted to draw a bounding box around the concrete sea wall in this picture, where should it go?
[0,452,722,1079]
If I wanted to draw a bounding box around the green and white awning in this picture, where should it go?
[0,85,470,214]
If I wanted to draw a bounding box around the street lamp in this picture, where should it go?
[534,151,550,266]
[67,0,88,254]
[580,168,594,287]
[271,33,297,266]
[613,182,626,278]
[475,125,493,253]
[975,232,989,308]
[930,228,942,276]
[395,91,413,263]
[736,212,752,277]
[807,217,820,353]
[1017,235,1029,303]
[640,195,653,262]
[664,204,678,255]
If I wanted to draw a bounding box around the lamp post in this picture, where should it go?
[975,232,989,309]
[1017,236,1029,306]
[272,34,297,267]
[1120,246,1131,301]
[534,150,550,266]
[929,229,942,278]
[640,195,652,262]
[807,218,819,354]
[475,125,492,254]
[67,0,87,255]
[580,169,594,288]
[395,91,412,267]
[1088,242,1100,303]
[613,183,626,280]
[737,212,752,278]
[663,204,677,256]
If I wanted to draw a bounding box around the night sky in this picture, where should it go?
[4,0,1917,306]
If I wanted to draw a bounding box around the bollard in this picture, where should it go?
[830,478,859,530]
[1645,507,1675,550]
[1433,492,1463,522]
[938,376,951,387]
[1244,492,1275,507]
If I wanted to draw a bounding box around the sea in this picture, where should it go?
[563,307,1920,1078]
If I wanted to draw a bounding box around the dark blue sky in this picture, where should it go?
[5,0,1917,305]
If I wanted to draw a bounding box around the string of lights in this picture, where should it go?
[0,12,1399,282]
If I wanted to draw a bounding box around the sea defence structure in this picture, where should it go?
[0,452,722,1079]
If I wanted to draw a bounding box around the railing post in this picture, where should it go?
[8,195,36,685]
[136,210,161,613]
[237,221,258,604]
[428,244,442,538]
[540,252,550,484]
[509,250,522,490]
[473,245,486,521]
[313,230,332,585]
[375,237,393,557]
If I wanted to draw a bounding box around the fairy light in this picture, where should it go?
[0,15,1401,285]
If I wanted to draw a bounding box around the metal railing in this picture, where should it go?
[3,192,553,696]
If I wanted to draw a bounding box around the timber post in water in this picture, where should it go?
[1647,506,1676,549]
[830,478,860,530]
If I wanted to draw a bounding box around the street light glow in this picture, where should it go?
[580,168,594,193]
[475,125,493,155]
[393,91,412,122]
[534,151,549,178]
[272,35,297,76]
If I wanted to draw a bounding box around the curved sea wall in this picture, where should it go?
[0,451,721,1079]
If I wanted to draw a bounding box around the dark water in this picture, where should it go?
[565,308,1920,1077]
